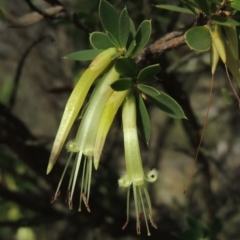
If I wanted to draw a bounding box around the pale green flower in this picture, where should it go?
[47,48,118,174]
[119,94,158,236]
[94,90,128,169]
[51,66,120,211]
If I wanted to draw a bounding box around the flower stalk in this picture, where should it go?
[120,94,158,236]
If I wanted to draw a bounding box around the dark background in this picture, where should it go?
[0,0,240,239]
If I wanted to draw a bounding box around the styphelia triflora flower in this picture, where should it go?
[119,94,158,236]
[94,90,129,169]
[50,65,120,211]
[47,47,118,175]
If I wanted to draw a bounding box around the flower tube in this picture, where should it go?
[94,90,128,169]
[51,66,120,211]
[47,48,117,174]
[120,94,158,236]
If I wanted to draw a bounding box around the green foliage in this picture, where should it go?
[231,0,240,11]
[137,64,161,82]
[110,78,132,91]
[99,0,119,41]
[154,4,194,15]
[115,58,137,77]
[211,15,240,26]
[185,26,211,51]
[119,8,130,48]
[147,92,186,119]
[90,32,114,49]
[131,20,152,57]
[136,93,151,144]
[64,49,104,61]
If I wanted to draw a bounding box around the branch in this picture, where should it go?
[9,35,54,110]
[7,6,64,28]
[136,30,186,66]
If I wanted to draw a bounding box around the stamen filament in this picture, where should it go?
[70,151,83,201]
[122,186,130,230]
[52,152,73,203]
[138,186,151,236]
[133,185,141,235]
[79,156,87,212]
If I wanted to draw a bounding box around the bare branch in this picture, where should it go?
[7,6,64,28]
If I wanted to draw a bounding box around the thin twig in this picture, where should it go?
[9,35,54,110]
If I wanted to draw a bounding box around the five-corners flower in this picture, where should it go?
[47,48,118,175]
[51,65,120,211]
[119,94,158,236]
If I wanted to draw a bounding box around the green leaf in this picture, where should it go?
[193,0,209,15]
[154,4,194,15]
[99,0,119,41]
[231,0,240,11]
[106,31,120,48]
[115,57,137,77]
[137,84,161,96]
[136,93,151,144]
[147,92,186,119]
[119,8,130,48]
[111,52,122,60]
[64,49,104,61]
[111,78,132,91]
[131,20,152,57]
[126,18,136,50]
[185,26,211,51]
[137,64,161,82]
[223,26,238,59]
[211,15,240,26]
[226,41,240,86]
[181,0,198,14]
[125,40,136,56]
[129,18,136,36]
[90,32,115,49]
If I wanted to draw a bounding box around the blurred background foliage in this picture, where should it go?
[0,0,240,239]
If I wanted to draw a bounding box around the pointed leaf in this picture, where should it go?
[181,0,198,14]
[231,1,240,11]
[137,84,161,96]
[129,18,136,36]
[115,57,137,77]
[64,49,104,61]
[223,26,238,60]
[137,64,161,82]
[193,0,209,15]
[131,20,152,57]
[154,4,194,15]
[119,8,130,48]
[136,93,151,144]
[211,15,240,26]
[125,39,136,56]
[126,18,136,50]
[185,26,211,51]
[226,41,240,86]
[111,52,122,60]
[90,32,115,49]
[111,78,132,91]
[99,0,119,41]
[148,92,186,119]
[106,31,120,48]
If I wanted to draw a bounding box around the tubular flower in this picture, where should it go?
[94,90,128,169]
[119,95,158,236]
[47,48,117,174]
[51,66,120,211]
